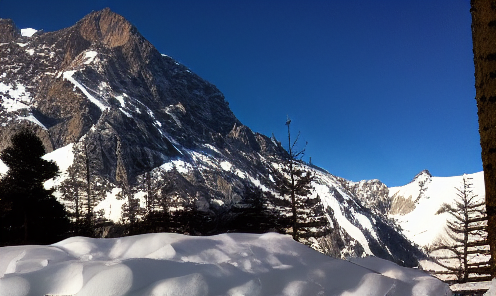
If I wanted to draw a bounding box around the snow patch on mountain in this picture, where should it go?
[42,143,75,191]
[83,51,98,64]
[16,114,46,129]
[0,160,7,175]
[20,28,37,37]
[160,159,193,174]
[220,161,232,172]
[62,70,107,111]
[0,82,32,112]
[314,179,373,255]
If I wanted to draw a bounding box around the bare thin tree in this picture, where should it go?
[429,176,490,283]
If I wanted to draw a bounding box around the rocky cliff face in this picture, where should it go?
[337,177,390,216]
[0,8,242,182]
[0,9,424,265]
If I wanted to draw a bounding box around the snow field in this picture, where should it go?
[0,232,450,296]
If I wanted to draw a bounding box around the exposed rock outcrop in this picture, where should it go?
[0,19,20,43]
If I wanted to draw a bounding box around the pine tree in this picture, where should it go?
[429,176,490,283]
[116,173,140,232]
[226,186,289,234]
[0,128,69,244]
[60,139,110,235]
[60,162,84,235]
[273,118,325,241]
[133,168,170,233]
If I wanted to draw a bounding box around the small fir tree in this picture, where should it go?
[273,118,326,241]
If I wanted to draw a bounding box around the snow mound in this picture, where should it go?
[0,233,450,296]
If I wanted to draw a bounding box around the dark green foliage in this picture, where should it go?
[272,118,325,241]
[0,129,70,245]
[218,187,289,234]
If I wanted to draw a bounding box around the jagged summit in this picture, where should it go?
[77,8,136,48]
[0,8,242,182]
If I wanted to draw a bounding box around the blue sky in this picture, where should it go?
[1,0,480,187]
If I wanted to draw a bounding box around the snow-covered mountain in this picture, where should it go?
[0,232,451,296]
[1,9,428,266]
[388,170,485,249]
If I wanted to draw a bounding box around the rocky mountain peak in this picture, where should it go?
[0,19,21,43]
[77,8,135,48]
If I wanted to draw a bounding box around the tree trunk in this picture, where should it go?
[23,210,28,243]
[85,142,92,220]
[287,122,298,240]
[75,186,80,234]
[470,0,496,276]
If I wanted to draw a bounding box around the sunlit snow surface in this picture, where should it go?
[311,168,378,255]
[20,28,37,37]
[0,82,32,112]
[42,143,75,191]
[0,233,450,296]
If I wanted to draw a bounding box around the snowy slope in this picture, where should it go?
[0,232,450,296]
[389,171,485,248]
[0,142,424,264]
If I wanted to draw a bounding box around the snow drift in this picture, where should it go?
[0,232,450,296]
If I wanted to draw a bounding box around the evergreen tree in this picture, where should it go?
[132,168,171,233]
[60,158,85,235]
[226,186,289,234]
[60,140,110,235]
[273,118,326,241]
[0,128,69,244]
[117,181,140,229]
[429,176,490,283]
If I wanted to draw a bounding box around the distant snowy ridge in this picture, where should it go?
[0,232,450,296]
[389,171,485,248]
